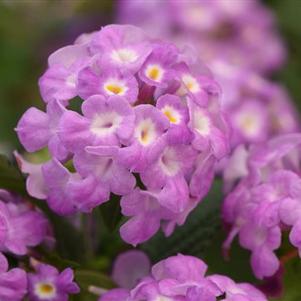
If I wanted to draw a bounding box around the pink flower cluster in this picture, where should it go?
[117,0,299,150]
[100,254,267,301]
[16,25,230,245]
[0,190,79,300]
[117,0,286,75]
[210,62,299,149]
[223,134,301,279]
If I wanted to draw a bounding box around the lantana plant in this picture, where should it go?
[0,1,300,300]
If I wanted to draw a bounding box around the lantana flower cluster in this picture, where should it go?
[117,0,286,75]
[223,134,301,279]
[100,254,268,301]
[117,0,299,150]
[209,62,299,148]
[16,25,230,245]
[0,190,79,301]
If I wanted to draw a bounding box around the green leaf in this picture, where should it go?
[0,154,26,195]
[36,246,80,270]
[73,270,116,301]
[48,213,87,263]
[142,180,256,283]
[99,194,122,231]
[274,259,301,301]
[75,270,116,290]
[142,180,222,261]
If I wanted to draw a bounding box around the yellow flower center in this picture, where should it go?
[161,105,181,124]
[163,110,177,123]
[146,64,164,82]
[105,84,123,95]
[35,282,57,299]
[40,284,54,294]
[182,74,200,93]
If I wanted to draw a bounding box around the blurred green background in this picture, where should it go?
[0,0,301,153]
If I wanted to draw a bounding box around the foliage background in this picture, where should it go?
[0,0,300,300]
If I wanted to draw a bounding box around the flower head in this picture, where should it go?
[28,263,80,301]
[117,0,286,74]
[223,134,301,279]
[16,24,230,244]
[0,252,27,301]
[0,198,49,256]
[99,254,267,301]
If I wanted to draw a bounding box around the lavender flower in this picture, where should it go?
[112,250,150,289]
[223,134,301,279]
[99,254,267,301]
[210,62,300,148]
[0,195,50,256]
[117,0,286,74]
[16,24,230,244]
[28,263,80,301]
[116,1,299,149]
[0,252,27,301]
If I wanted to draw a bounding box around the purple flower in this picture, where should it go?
[78,66,139,103]
[99,254,267,301]
[209,61,300,148]
[112,250,150,289]
[0,252,27,301]
[116,2,299,150]
[139,43,178,88]
[42,159,109,215]
[100,289,129,301]
[39,44,90,104]
[118,105,170,172]
[231,99,268,144]
[59,95,135,152]
[90,25,152,73]
[14,151,47,200]
[176,62,221,107]
[187,99,230,159]
[16,100,69,160]
[120,188,173,245]
[223,134,301,279]
[117,0,286,74]
[140,143,197,191]
[28,263,79,301]
[156,94,192,144]
[208,274,267,301]
[76,146,136,196]
[0,200,49,256]
[16,24,230,243]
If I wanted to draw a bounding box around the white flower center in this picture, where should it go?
[145,64,164,82]
[193,110,211,136]
[103,79,128,96]
[161,105,181,124]
[235,111,261,137]
[34,282,56,300]
[111,48,138,64]
[182,74,200,93]
[66,74,76,88]
[135,118,157,146]
[90,112,122,136]
[159,147,180,176]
